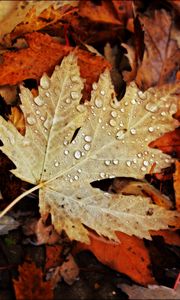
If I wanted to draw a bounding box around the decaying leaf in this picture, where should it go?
[9,107,25,135]
[74,231,155,286]
[0,214,19,235]
[135,9,180,90]
[0,85,17,104]
[0,32,110,100]
[174,161,180,211]
[13,261,54,300]
[0,54,179,244]
[119,283,180,299]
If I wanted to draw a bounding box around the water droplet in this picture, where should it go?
[74,150,81,159]
[120,108,125,113]
[130,128,136,135]
[169,103,177,114]
[165,158,170,163]
[36,110,40,115]
[69,178,73,183]
[124,101,128,106]
[98,118,102,123]
[145,102,158,113]
[131,99,136,104]
[137,90,147,100]
[137,153,142,158]
[113,159,119,165]
[95,98,103,108]
[45,92,50,97]
[99,172,105,178]
[43,118,51,130]
[126,160,131,167]
[71,75,79,82]
[119,121,124,127]
[84,143,91,151]
[74,175,79,180]
[133,158,137,164]
[40,116,45,121]
[104,160,111,166]
[54,161,59,167]
[40,75,50,89]
[27,115,36,125]
[71,91,79,100]
[92,83,98,90]
[144,151,148,155]
[65,98,71,104]
[116,130,125,140]
[143,160,149,166]
[34,96,45,107]
[84,135,92,142]
[148,127,154,133]
[161,111,166,116]
[64,140,68,146]
[109,119,116,127]
[77,169,82,173]
[76,105,86,113]
[64,150,69,155]
[111,111,117,118]
[100,90,105,96]
[141,166,146,172]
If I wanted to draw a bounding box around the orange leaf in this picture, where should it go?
[74,231,155,286]
[13,261,54,300]
[45,245,63,270]
[9,107,25,136]
[150,128,180,159]
[150,230,180,246]
[0,32,110,100]
[174,161,180,211]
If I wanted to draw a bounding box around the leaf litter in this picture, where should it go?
[0,1,179,299]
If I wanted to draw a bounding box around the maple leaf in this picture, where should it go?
[0,53,179,243]
[13,261,54,300]
[119,283,180,299]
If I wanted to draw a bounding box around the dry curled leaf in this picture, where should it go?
[0,54,179,244]
[13,261,54,300]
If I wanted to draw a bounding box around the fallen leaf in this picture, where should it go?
[174,161,180,211]
[135,9,180,90]
[74,231,155,286]
[0,214,19,235]
[79,0,122,25]
[9,107,25,135]
[150,230,180,247]
[0,32,110,100]
[45,245,63,270]
[0,85,18,104]
[13,261,54,300]
[0,54,179,244]
[119,283,180,299]
[150,128,180,159]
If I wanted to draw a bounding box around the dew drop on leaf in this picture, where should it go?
[126,161,131,167]
[40,75,50,89]
[111,111,117,118]
[130,128,136,135]
[137,90,147,100]
[54,161,59,167]
[95,98,103,108]
[65,98,71,104]
[74,150,81,159]
[104,160,111,166]
[71,91,79,100]
[109,119,116,127]
[64,150,69,155]
[143,160,149,166]
[148,127,154,132]
[27,115,36,125]
[92,83,98,90]
[84,135,92,142]
[113,159,119,165]
[100,90,105,96]
[84,144,91,151]
[145,102,158,112]
[116,130,125,140]
[71,75,79,82]
[34,96,45,106]
[76,105,86,113]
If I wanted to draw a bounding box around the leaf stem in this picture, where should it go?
[0,182,44,219]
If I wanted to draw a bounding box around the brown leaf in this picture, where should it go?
[79,0,122,25]
[135,9,180,90]
[45,245,63,270]
[150,128,180,159]
[174,161,180,211]
[0,32,110,100]
[150,230,180,247]
[13,261,54,300]
[9,107,25,135]
[74,231,155,286]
